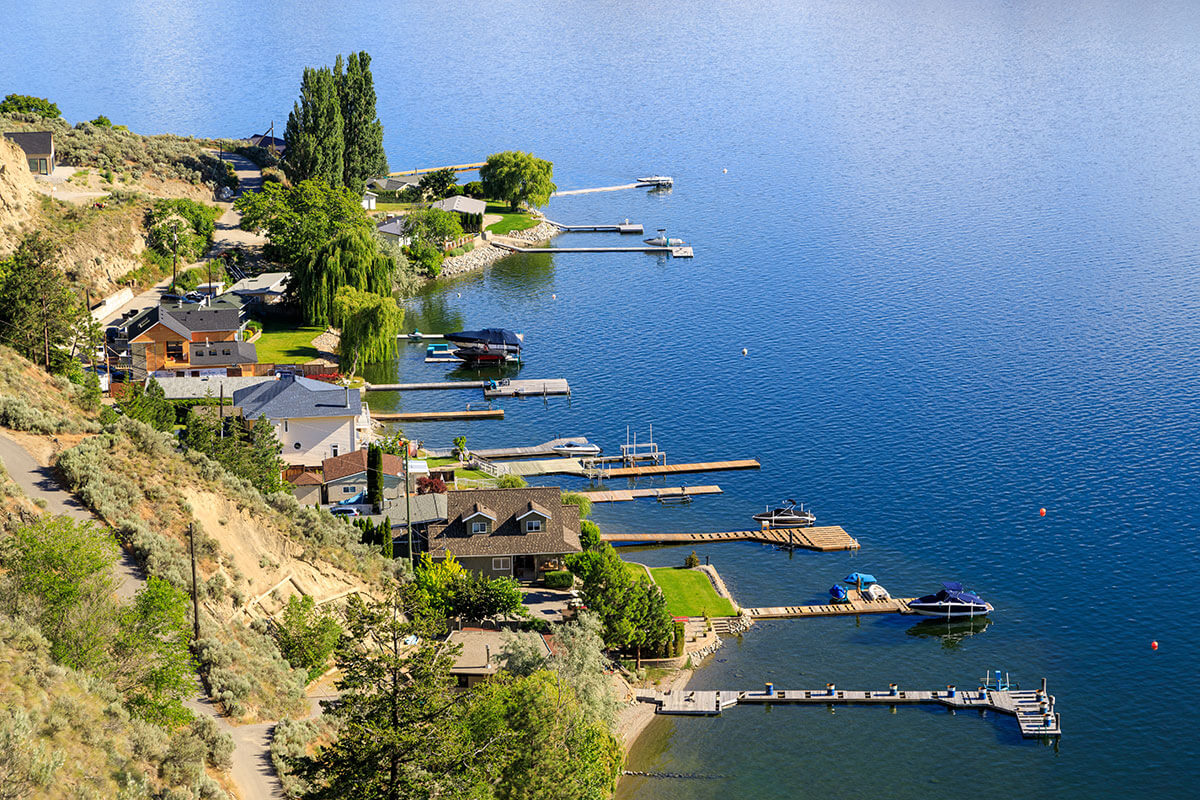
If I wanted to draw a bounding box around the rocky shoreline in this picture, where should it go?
[437,220,561,278]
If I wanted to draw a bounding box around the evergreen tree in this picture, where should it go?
[246,414,285,492]
[0,232,83,372]
[336,51,388,194]
[367,443,384,507]
[121,379,175,431]
[284,66,345,186]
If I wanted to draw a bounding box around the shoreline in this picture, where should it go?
[436,219,561,278]
[615,665,694,759]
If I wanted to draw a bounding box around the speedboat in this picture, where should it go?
[752,499,816,527]
[907,582,993,619]
[551,440,601,456]
[643,236,686,247]
[636,175,673,187]
[452,343,517,365]
[445,328,524,353]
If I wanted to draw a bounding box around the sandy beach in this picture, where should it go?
[615,667,694,756]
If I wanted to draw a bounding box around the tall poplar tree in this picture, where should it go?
[336,51,388,194]
[284,67,345,186]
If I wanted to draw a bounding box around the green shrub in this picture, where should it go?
[560,491,592,520]
[684,550,700,568]
[543,570,573,590]
[496,473,527,489]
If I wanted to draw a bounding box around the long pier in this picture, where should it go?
[544,219,643,234]
[638,682,1062,738]
[372,409,503,422]
[363,379,570,398]
[493,242,694,258]
[366,381,486,391]
[745,591,914,619]
[585,485,723,503]
[599,459,760,478]
[600,524,859,552]
[424,437,594,459]
[389,162,485,176]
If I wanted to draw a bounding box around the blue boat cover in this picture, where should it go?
[338,491,365,505]
[942,581,965,592]
[939,582,985,605]
[844,572,877,585]
[829,584,848,600]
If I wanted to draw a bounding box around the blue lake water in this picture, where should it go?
[5,1,1200,795]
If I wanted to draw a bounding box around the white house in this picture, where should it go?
[233,375,370,467]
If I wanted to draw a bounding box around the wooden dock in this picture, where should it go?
[585,485,723,503]
[494,242,693,258]
[365,381,486,391]
[746,590,914,619]
[545,220,644,234]
[424,437,594,459]
[389,162,485,176]
[372,409,503,422]
[599,458,760,478]
[483,378,571,398]
[601,524,859,552]
[638,683,1062,738]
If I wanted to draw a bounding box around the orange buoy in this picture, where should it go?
[1151,641,1158,650]
[1039,508,1047,517]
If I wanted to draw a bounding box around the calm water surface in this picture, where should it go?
[5,1,1199,796]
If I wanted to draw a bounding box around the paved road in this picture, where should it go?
[0,432,143,599]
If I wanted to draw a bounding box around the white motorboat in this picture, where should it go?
[644,236,686,247]
[551,440,601,456]
[752,499,816,527]
[636,175,674,186]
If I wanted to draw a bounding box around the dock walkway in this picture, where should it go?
[638,683,1061,738]
[424,437,593,460]
[363,379,569,398]
[372,409,503,422]
[598,459,760,478]
[545,219,643,234]
[600,524,860,552]
[585,485,722,503]
[493,242,694,258]
[745,590,914,618]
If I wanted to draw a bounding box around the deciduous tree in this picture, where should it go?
[333,285,404,373]
[274,594,343,683]
[235,179,372,265]
[479,151,556,210]
[335,51,388,194]
[284,66,345,186]
[0,93,60,117]
[112,577,195,724]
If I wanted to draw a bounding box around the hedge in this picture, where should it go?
[543,570,574,589]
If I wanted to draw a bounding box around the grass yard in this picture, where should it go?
[484,203,538,235]
[253,319,324,364]
[649,567,736,618]
[423,457,493,482]
[624,561,652,583]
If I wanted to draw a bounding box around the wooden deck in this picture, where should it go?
[494,242,694,257]
[372,409,503,422]
[600,524,859,552]
[746,589,914,618]
[545,220,643,234]
[389,162,485,176]
[424,437,594,460]
[639,683,1061,738]
[585,485,723,503]
[483,378,571,398]
[365,381,486,391]
[599,459,760,478]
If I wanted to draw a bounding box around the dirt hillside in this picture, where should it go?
[0,136,38,254]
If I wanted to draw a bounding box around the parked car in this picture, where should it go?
[329,507,360,518]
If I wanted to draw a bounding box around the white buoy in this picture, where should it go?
[456,293,461,298]
[723,168,728,174]
[552,294,557,299]
[742,348,748,356]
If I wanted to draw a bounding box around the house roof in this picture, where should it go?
[322,448,404,482]
[516,501,552,521]
[371,493,448,527]
[247,134,286,151]
[227,272,290,296]
[289,471,323,486]
[233,374,362,420]
[128,305,242,342]
[375,218,409,237]
[426,487,582,559]
[3,131,53,155]
[189,341,258,366]
[369,176,420,191]
[463,503,497,522]
[445,629,550,676]
[153,375,273,400]
[431,195,486,215]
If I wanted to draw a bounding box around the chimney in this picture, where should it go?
[344,386,350,408]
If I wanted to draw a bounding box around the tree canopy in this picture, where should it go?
[336,51,388,194]
[0,232,83,373]
[333,285,404,374]
[566,543,674,658]
[180,408,285,493]
[479,151,556,210]
[235,179,373,265]
[118,378,175,431]
[0,94,60,117]
[402,208,464,276]
[284,66,345,187]
[274,594,343,683]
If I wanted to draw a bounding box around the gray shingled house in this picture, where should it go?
[233,375,368,467]
[425,487,582,581]
[3,131,54,174]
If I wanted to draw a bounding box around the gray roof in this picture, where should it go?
[426,487,582,558]
[166,306,243,333]
[375,218,409,237]
[151,375,274,400]
[228,272,290,296]
[4,131,53,155]
[189,341,257,366]
[233,375,362,420]
[432,196,486,215]
[369,175,420,191]
[370,493,449,527]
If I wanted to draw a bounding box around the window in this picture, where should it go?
[343,485,356,493]
[222,349,231,356]
[38,159,47,174]
[471,521,488,535]
[525,519,543,533]
[331,444,339,457]
[283,420,288,432]
[165,341,184,361]
[27,158,38,172]
[492,557,511,572]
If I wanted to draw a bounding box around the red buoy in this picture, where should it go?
[1039,508,1047,517]
[1151,641,1159,650]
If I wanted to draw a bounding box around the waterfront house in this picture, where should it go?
[3,131,54,174]
[322,447,405,503]
[445,628,552,689]
[123,305,254,379]
[375,217,411,247]
[425,487,582,580]
[431,195,487,217]
[226,272,289,304]
[233,374,370,467]
[246,133,286,156]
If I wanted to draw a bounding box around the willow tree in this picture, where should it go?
[297,228,397,326]
[333,285,404,376]
[479,151,556,210]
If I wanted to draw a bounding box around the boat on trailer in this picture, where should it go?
[907,581,993,619]
[752,499,816,527]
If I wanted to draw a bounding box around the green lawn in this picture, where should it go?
[484,203,537,235]
[253,319,324,364]
[624,562,651,583]
[423,457,492,482]
[649,567,736,618]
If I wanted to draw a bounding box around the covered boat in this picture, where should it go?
[445,328,524,351]
[844,572,877,586]
[752,499,816,527]
[907,581,993,619]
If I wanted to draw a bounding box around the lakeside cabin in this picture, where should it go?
[3,130,55,175]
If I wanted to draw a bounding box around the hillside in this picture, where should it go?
[0,136,38,252]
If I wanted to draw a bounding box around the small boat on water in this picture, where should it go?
[452,344,519,365]
[643,236,687,247]
[551,440,601,456]
[752,499,816,527]
[636,175,674,187]
[907,581,993,619]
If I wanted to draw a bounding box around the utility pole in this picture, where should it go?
[171,220,179,294]
[404,439,413,562]
[188,522,201,644]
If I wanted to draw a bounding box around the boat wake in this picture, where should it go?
[552,183,643,195]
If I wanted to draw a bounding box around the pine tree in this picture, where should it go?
[336,51,388,195]
[284,67,345,186]
[367,444,384,507]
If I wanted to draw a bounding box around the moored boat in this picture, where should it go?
[551,440,601,456]
[752,499,816,527]
[907,581,993,619]
[643,236,687,246]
